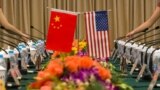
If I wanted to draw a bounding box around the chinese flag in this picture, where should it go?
[46,9,77,52]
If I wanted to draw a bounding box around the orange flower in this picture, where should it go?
[28,80,45,89]
[36,71,50,80]
[45,59,63,76]
[79,56,93,69]
[72,39,78,47]
[29,79,54,89]
[51,51,60,59]
[43,80,53,86]
[64,55,80,72]
[65,60,79,72]
[40,85,52,90]
[65,55,80,62]
[93,61,101,67]
[97,66,112,80]
[40,80,53,90]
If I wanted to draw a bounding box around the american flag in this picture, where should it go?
[84,11,110,59]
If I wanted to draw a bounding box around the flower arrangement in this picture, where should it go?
[28,39,133,90]
[28,55,113,90]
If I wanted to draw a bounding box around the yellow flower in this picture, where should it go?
[72,47,78,54]
[78,41,87,51]
[79,41,86,47]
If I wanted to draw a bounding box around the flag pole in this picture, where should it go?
[46,7,112,14]
[46,7,80,15]
[77,14,80,52]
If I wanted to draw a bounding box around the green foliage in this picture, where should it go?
[109,63,133,90]
[86,81,105,90]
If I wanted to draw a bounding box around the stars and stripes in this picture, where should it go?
[84,11,110,59]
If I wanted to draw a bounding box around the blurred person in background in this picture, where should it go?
[126,0,160,37]
[0,3,29,41]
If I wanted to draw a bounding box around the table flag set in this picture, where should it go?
[26,9,133,90]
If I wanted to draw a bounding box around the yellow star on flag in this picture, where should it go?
[54,16,60,22]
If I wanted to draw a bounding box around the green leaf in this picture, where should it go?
[86,81,105,90]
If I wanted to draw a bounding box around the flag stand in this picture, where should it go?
[77,14,80,52]
[46,8,112,58]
